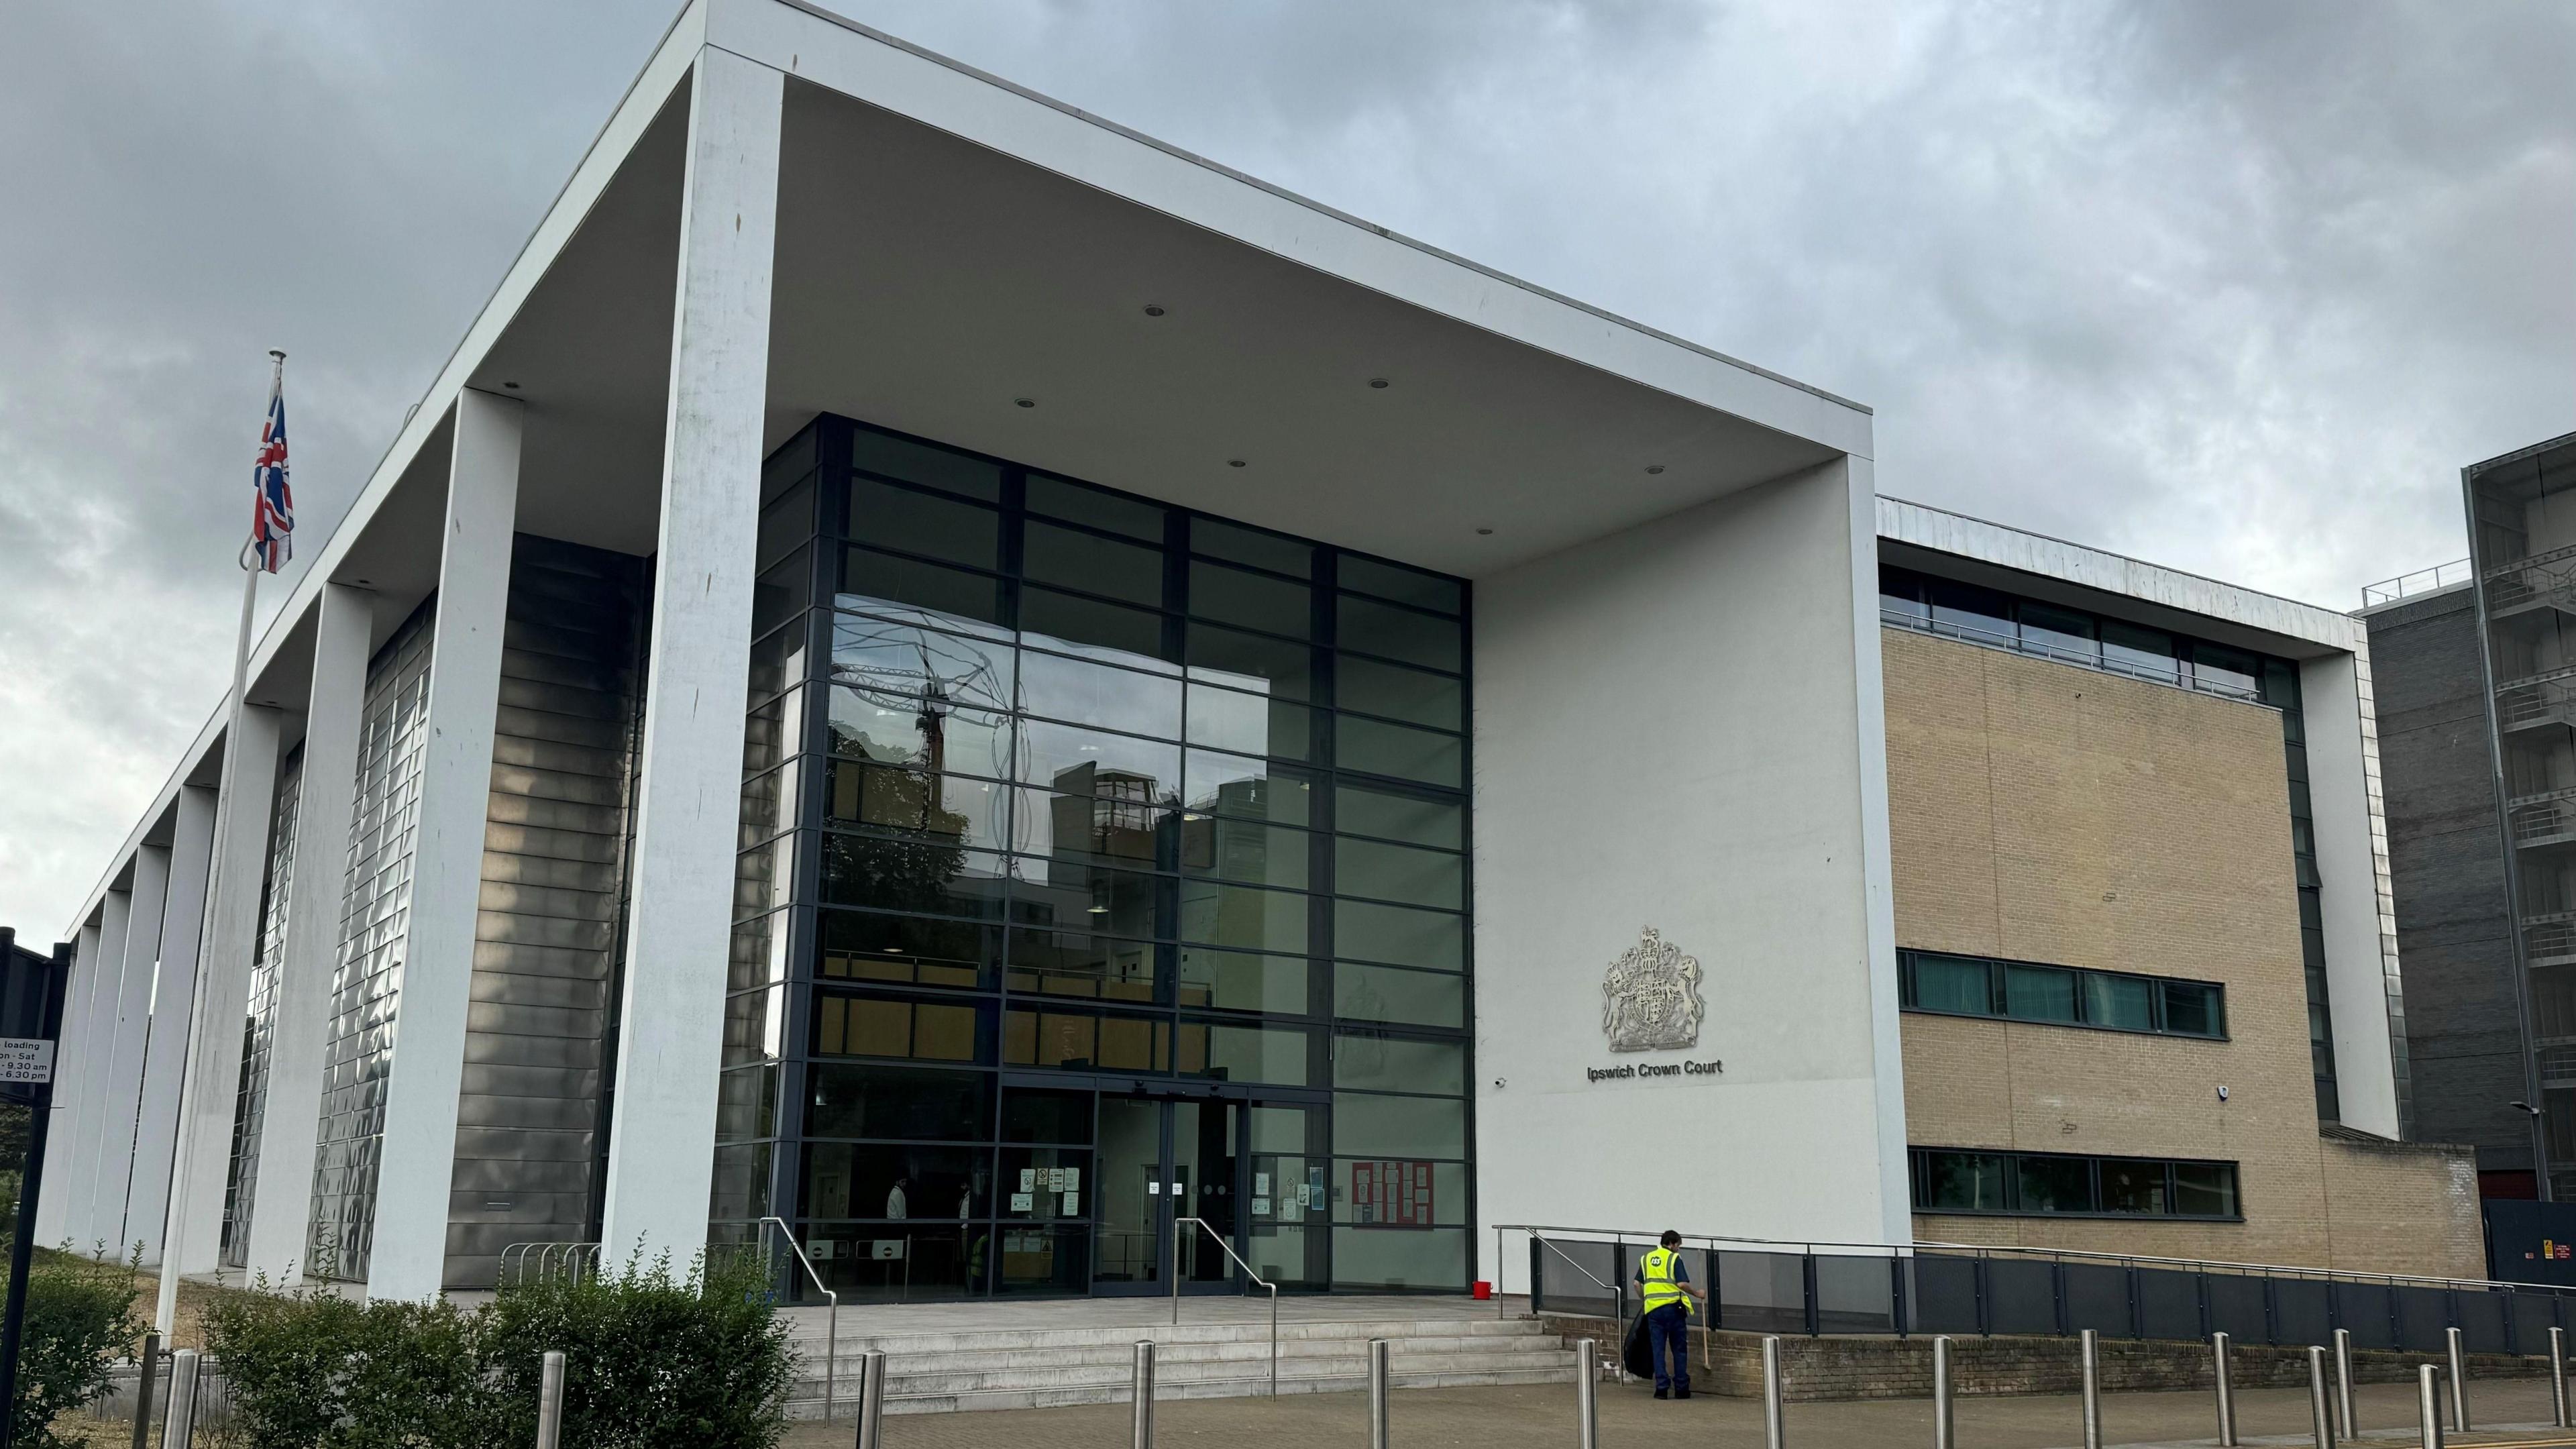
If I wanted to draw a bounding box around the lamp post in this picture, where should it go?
[2514,1100,2550,1202]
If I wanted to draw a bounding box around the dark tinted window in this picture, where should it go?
[806,1064,992,1140]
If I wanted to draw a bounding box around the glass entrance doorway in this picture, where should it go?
[1095,1097,1241,1293]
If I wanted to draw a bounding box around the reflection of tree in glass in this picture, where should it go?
[825,832,971,916]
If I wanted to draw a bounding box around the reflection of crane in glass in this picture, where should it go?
[829,623,1012,780]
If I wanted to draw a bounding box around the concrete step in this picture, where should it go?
[788,1364,1580,1418]
[775,1311,1577,1419]
[863,1347,1578,1397]
[800,1332,1567,1375]
[788,1316,1548,1355]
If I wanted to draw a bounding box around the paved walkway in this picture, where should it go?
[782,1377,2576,1448]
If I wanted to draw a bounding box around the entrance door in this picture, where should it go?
[1093,1097,1242,1295]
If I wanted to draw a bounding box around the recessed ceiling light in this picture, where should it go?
[1087,905,1110,914]
[1368,377,1389,390]
[882,946,902,953]
[503,381,521,390]
[1015,397,1036,409]
[1143,304,1167,317]
[1645,464,1666,475]
[1476,527,1494,537]
[1228,459,1247,469]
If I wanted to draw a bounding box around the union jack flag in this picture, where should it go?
[250,367,292,573]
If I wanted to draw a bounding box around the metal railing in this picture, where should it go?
[2361,559,2473,608]
[1507,1222,2576,1354]
[1881,608,2265,705]
[498,1240,601,1286]
[759,1216,839,1419]
[2512,786,2576,847]
[2525,911,2576,965]
[1502,1224,1626,1321]
[2498,669,2576,733]
[2485,544,2576,614]
[1171,1216,1279,1396]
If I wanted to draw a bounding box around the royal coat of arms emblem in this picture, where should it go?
[1601,926,1705,1053]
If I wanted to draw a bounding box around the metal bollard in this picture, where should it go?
[1368,1338,1391,1449]
[535,1349,567,1449]
[1575,1338,1600,1449]
[2079,1328,2102,1449]
[2445,1326,2469,1432]
[128,1331,160,1449]
[1132,1340,1157,1449]
[852,1350,888,1449]
[2417,1363,2444,1448]
[1762,1334,1787,1449]
[2212,1331,2237,1448]
[162,1348,202,1449]
[1933,1336,1955,1449]
[2553,1326,2570,1430]
[2307,1345,2334,1448]
[2333,1328,2356,1440]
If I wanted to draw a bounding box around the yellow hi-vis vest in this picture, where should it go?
[1639,1246,1690,1315]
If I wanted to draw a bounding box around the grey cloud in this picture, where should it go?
[0,0,2567,931]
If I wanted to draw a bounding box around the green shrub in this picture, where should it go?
[8,1246,144,1449]
[201,1253,791,1449]
[480,1254,791,1449]
[202,1288,490,1449]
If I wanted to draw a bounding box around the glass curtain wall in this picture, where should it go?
[718,415,1474,1297]
[307,602,438,1279]
[220,748,303,1267]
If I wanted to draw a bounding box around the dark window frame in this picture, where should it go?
[1907,1146,2244,1221]
[1896,949,2227,1040]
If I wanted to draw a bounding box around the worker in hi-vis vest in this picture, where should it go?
[1633,1230,1707,1399]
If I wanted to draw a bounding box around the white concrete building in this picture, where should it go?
[42,0,2412,1305]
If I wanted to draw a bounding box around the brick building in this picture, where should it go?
[1877,499,2483,1278]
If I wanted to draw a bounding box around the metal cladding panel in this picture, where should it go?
[1877,496,2364,653]
[2136,1269,2202,1342]
[2335,1281,2397,1349]
[442,536,647,1289]
[2207,1275,2269,1343]
[492,704,630,753]
[460,1030,603,1071]
[2397,1285,2453,1352]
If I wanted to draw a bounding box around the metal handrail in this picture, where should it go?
[1880,608,2267,705]
[1507,1227,1626,1317]
[498,1240,600,1287]
[1171,1216,1279,1396]
[1497,1221,2569,1295]
[2362,559,2474,606]
[759,1217,839,1419]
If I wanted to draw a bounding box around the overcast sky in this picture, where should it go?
[2,0,2569,933]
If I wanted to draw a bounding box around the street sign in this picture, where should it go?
[0,1038,52,1085]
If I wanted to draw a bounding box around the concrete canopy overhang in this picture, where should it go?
[70,0,1868,928]
[468,0,1871,577]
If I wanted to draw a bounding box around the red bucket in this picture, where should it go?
[1471,1280,1493,1301]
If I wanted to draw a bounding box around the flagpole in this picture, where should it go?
[154,348,282,1338]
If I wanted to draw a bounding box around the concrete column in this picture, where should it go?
[89,843,171,1252]
[161,704,282,1281]
[61,885,133,1246]
[33,920,103,1245]
[244,584,372,1285]
[128,786,216,1266]
[598,48,783,1270]
[364,392,520,1302]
